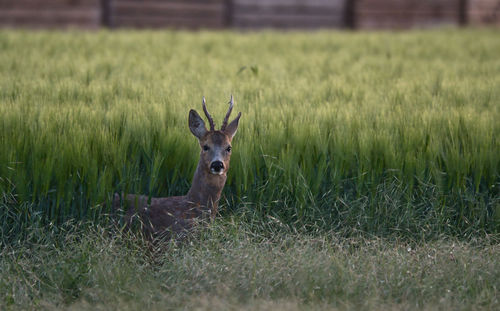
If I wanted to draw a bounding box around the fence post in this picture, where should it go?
[225,0,233,28]
[101,0,112,28]
[459,0,468,26]
[344,0,356,29]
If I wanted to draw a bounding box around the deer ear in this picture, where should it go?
[224,112,241,140]
[189,109,207,139]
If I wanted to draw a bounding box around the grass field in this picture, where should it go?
[2,222,500,310]
[0,28,499,309]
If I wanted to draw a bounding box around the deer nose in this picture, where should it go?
[210,161,224,173]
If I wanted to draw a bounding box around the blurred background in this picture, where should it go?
[0,0,498,30]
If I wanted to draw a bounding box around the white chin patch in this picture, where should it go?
[210,169,224,175]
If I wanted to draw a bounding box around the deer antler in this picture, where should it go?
[202,96,215,131]
[221,95,234,131]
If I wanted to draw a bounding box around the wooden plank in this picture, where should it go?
[233,13,344,28]
[113,1,225,12]
[357,11,460,17]
[356,8,461,16]
[356,14,460,29]
[0,9,100,27]
[113,2,225,18]
[234,0,343,7]
[233,4,343,16]
[356,0,460,11]
[0,0,100,9]
[113,9,224,19]
[111,0,225,5]
[113,15,225,28]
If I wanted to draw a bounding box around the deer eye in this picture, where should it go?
[226,146,232,153]
[203,145,210,151]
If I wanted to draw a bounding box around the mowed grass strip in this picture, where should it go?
[0,29,499,236]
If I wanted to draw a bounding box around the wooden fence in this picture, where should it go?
[0,0,498,29]
[468,0,500,25]
[231,0,346,29]
[108,0,227,29]
[354,0,465,29]
[0,0,101,28]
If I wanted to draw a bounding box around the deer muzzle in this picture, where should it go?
[210,161,224,175]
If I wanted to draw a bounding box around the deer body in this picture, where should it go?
[113,97,241,238]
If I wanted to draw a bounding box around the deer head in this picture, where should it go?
[188,95,241,176]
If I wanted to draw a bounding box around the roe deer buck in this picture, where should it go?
[113,96,241,239]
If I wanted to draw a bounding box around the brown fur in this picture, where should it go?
[112,99,241,240]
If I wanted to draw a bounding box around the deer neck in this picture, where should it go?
[186,159,227,213]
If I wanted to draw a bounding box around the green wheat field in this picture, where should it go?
[0,28,499,310]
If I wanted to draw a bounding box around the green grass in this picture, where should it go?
[1,29,499,237]
[0,28,499,310]
[1,220,499,310]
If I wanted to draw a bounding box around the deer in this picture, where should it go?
[112,96,241,239]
